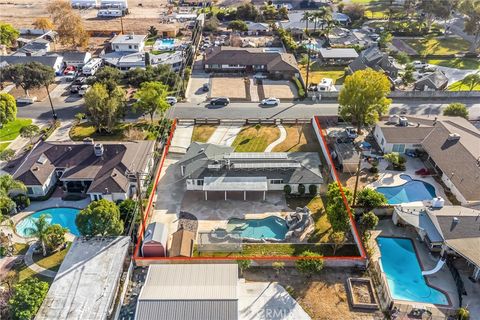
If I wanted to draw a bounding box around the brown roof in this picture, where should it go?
[376,116,435,143]
[204,46,298,73]
[168,228,195,257]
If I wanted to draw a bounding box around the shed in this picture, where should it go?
[141,222,168,257]
[331,142,361,173]
[168,228,195,257]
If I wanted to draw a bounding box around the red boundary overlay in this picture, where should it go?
[133,117,367,262]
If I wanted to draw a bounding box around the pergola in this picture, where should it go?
[203,176,268,201]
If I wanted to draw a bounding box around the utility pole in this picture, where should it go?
[120,15,124,34]
[305,39,312,90]
[45,85,57,121]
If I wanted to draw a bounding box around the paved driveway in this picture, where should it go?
[169,123,194,154]
[186,71,210,104]
[207,124,242,146]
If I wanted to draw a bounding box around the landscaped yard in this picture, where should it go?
[287,196,332,243]
[428,58,480,70]
[232,125,280,152]
[300,66,346,86]
[70,121,160,141]
[273,124,321,152]
[0,118,32,151]
[191,125,217,143]
[403,37,472,55]
[448,80,480,91]
[33,243,71,272]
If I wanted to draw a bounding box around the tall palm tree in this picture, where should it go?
[0,174,26,216]
[317,7,332,32]
[24,214,51,256]
[301,11,312,35]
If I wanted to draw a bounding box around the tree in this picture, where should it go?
[0,149,15,161]
[228,20,248,32]
[204,16,220,32]
[326,182,352,232]
[457,307,470,320]
[118,199,137,226]
[262,5,278,21]
[8,277,49,320]
[402,65,415,85]
[84,83,125,133]
[20,124,40,143]
[356,188,387,209]
[459,0,480,52]
[384,152,406,170]
[91,66,123,91]
[461,73,480,91]
[147,25,158,39]
[395,52,411,65]
[75,199,124,237]
[0,93,17,126]
[134,81,170,122]
[443,103,469,119]
[237,259,252,276]
[74,112,86,123]
[0,23,19,47]
[47,0,89,48]
[33,17,55,33]
[418,0,451,30]
[236,3,260,21]
[301,11,312,34]
[295,251,324,276]
[339,69,392,134]
[378,31,393,49]
[329,231,346,255]
[0,62,55,97]
[23,214,50,256]
[0,175,26,217]
[344,3,366,21]
[45,224,67,252]
[361,211,379,230]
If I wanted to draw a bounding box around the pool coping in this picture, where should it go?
[376,236,453,308]
[374,174,438,205]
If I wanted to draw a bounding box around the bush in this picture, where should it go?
[443,103,469,119]
[284,185,291,195]
[0,148,15,161]
[309,184,318,195]
[384,152,406,171]
[298,184,305,195]
[13,194,30,210]
[457,307,470,320]
[361,211,379,230]
[369,166,379,174]
[9,278,49,320]
[356,188,387,209]
[295,251,324,276]
[292,76,305,99]
[45,224,67,252]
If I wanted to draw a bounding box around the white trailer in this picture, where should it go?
[97,9,123,17]
[82,58,102,75]
[71,0,98,8]
[100,0,128,10]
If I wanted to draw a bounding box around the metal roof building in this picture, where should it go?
[135,264,239,320]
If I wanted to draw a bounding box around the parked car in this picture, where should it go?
[63,65,76,75]
[412,61,428,70]
[261,97,280,106]
[344,127,358,139]
[166,96,177,105]
[210,97,230,106]
[78,85,90,96]
[64,70,77,77]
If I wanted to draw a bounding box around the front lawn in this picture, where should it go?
[191,125,217,143]
[70,121,159,141]
[428,58,480,70]
[273,124,321,152]
[300,66,346,86]
[403,37,471,55]
[0,118,32,142]
[232,125,280,152]
[0,142,10,152]
[448,80,480,91]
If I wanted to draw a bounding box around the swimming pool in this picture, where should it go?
[16,207,81,237]
[376,174,436,204]
[156,38,176,50]
[227,216,288,240]
[377,237,448,305]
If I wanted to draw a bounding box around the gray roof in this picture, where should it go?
[0,55,62,68]
[414,70,448,90]
[36,237,130,320]
[103,51,145,68]
[348,46,398,76]
[50,51,91,63]
[246,22,270,31]
[135,264,238,320]
[143,222,168,245]
[111,34,146,45]
[333,142,361,164]
[376,118,434,144]
[319,48,358,59]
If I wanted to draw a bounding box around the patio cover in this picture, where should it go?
[203,176,268,191]
[396,208,443,243]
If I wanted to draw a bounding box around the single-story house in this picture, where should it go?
[54,51,92,68]
[168,227,195,257]
[348,46,399,80]
[393,203,480,281]
[318,48,358,66]
[141,222,168,257]
[7,140,155,201]
[178,142,324,200]
[373,115,480,205]
[414,70,449,91]
[150,51,183,72]
[135,264,238,320]
[203,46,299,79]
[15,38,51,56]
[328,27,375,48]
[331,142,361,173]
[246,22,271,35]
[277,11,351,34]
[0,55,64,74]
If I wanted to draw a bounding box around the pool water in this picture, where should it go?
[377,237,448,305]
[227,216,288,240]
[158,38,175,49]
[16,208,80,237]
[376,174,436,204]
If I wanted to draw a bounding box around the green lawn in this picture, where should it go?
[287,196,332,243]
[231,125,280,152]
[0,142,10,152]
[448,80,480,91]
[403,37,471,55]
[191,125,217,143]
[300,66,346,86]
[33,243,71,272]
[0,118,32,142]
[70,121,159,141]
[428,58,480,70]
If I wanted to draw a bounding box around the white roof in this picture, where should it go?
[319,48,358,59]
[203,176,268,191]
[111,34,146,45]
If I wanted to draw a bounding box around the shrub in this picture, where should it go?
[292,76,305,99]
[298,184,305,195]
[457,307,470,320]
[284,185,291,195]
[295,251,324,276]
[369,166,379,174]
[443,103,469,119]
[356,188,387,209]
[9,278,49,320]
[384,152,406,170]
[45,224,67,252]
[0,148,15,161]
[309,184,318,195]
[13,194,30,210]
[361,211,379,230]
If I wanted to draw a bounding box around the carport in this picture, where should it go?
[203,176,268,201]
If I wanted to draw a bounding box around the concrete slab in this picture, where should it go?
[185,70,210,104]
[46,120,74,142]
[169,124,194,154]
[207,124,242,146]
[238,280,311,320]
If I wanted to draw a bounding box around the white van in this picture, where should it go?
[82,58,102,76]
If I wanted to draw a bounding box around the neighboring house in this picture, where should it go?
[8,140,155,201]
[373,115,480,205]
[141,222,169,257]
[135,264,238,320]
[181,0,213,6]
[71,0,98,8]
[348,46,399,80]
[110,34,146,52]
[36,237,130,320]
[278,11,351,34]
[246,22,271,35]
[393,203,480,281]
[178,142,324,200]
[328,27,376,48]
[150,51,183,71]
[332,12,351,25]
[318,48,358,66]
[100,0,128,10]
[414,70,448,91]
[15,38,51,56]
[203,46,299,79]
[0,55,64,74]
[103,51,145,70]
[55,51,92,68]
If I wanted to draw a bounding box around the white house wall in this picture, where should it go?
[441,173,468,205]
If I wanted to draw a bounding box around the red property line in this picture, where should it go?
[133,117,366,262]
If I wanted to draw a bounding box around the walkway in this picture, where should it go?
[207,124,242,146]
[46,120,74,142]
[169,123,194,154]
[265,124,286,152]
[24,243,56,278]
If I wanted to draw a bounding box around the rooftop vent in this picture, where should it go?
[94,143,104,157]
[399,117,408,127]
[447,133,461,141]
[431,197,444,208]
[453,217,459,224]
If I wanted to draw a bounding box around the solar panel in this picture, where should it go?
[233,162,301,169]
[224,152,288,160]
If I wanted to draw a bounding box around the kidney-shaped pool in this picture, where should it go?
[16,207,80,237]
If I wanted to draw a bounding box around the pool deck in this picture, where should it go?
[370,220,459,311]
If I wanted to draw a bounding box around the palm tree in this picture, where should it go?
[0,174,27,216]
[24,214,51,256]
[301,11,312,35]
[317,7,332,32]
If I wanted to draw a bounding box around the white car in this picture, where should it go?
[78,85,90,96]
[166,96,177,105]
[412,61,428,70]
[261,97,280,106]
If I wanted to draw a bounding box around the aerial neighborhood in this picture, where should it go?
[1,0,480,319]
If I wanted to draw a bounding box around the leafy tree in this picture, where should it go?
[0,149,15,161]
[344,3,366,21]
[295,251,324,276]
[0,175,26,216]
[301,11,312,34]
[339,69,392,134]
[443,103,469,119]
[262,5,278,20]
[47,0,89,48]
[91,66,123,91]
[236,3,260,21]
[84,83,125,133]
[356,188,387,209]
[0,23,19,47]
[45,224,67,252]
[378,31,393,49]
[0,62,55,97]
[20,124,40,143]
[12,194,30,210]
[118,199,137,225]
[33,17,55,32]
[461,73,480,91]
[9,277,49,320]
[228,20,248,32]
[326,182,352,232]
[75,199,124,237]
[459,0,480,52]
[147,25,158,39]
[237,259,252,276]
[134,81,170,122]
[329,231,346,255]
[418,0,451,30]
[0,93,17,125]
[125,65,179,89]
[402,66,415,85]
[278,7,289,20]
[361,211,379,230]
[395,52,411,65]
[384,152,406,170]
[24,214,51,256]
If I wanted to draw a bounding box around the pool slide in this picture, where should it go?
[422,258,446,276]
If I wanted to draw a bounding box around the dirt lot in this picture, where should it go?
[245,267,383,320]
[210,77,248,100]
[273,124,321,152]
[261,80,298,99]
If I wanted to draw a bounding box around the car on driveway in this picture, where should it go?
[166,96,177,105]
[412,61,428,70]
[210,97,230,106]
[261,97,280,106]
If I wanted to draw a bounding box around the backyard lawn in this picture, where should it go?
[403,37,471,55]
[287,196,332,243]
[33,243,71,272]
[232,125,280,152]
[300,66,346,86]
[0,118,32,151]
[273,124,321,152]
[70,121,159,141]
[191,125,217,143]
[448,80,480,91]
[428,58,480,70]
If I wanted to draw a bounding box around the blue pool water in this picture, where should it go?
[376,174,436,204]
[16,208,80,237]
[377,237,448,305]
[227,216,288,240]
[158,38,175,48]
